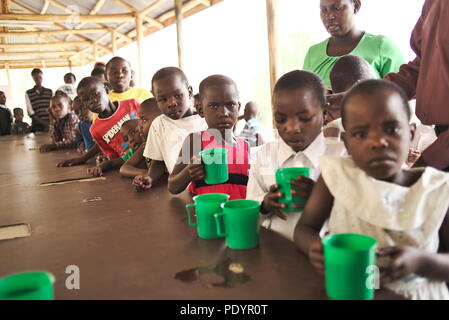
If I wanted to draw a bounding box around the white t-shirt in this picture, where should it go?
[246,133,347,241]
[143,114,208,174]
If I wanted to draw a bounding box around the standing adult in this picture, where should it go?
[385,0,449,171]
[303,0,404,89]
[25,68,53,132]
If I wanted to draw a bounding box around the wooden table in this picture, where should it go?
[0,134,403,300]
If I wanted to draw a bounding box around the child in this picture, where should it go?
[0,91,12,135]
[324,55,375,137]
[106,56,151,103]
[10,108,31,135]
[117,119,147,175]
[39,95,80,153]
[237,101,266,147]
[120,98,161,178]
[246,70,346,241]
[294,79,449,300]
[57,77,140,175]
[169,74,250,200]
[57,73,77,100]
[133,67,207,192]
[72,96,94,153]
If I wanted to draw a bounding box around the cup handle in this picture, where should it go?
[214,212,225,237]
[185,204,197,227]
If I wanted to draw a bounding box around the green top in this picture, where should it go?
[303,32,405,89]
[121,148,135,161]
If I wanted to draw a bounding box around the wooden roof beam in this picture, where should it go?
[0,13,135,23]
[140,0,165,17]
[40,1,50,14]
[0,28,109,36]
[65,0,108,41]
[0,41,92,49]
[0,50,78,56]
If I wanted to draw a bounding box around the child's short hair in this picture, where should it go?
[151,67,189,93]
[64,72,76,83]
[51,92,72,105]
[31,68,42,76]
[13,108,23,115]
[105,56,131,72]
[199,74,239,98]
[330,55,374,93]
[91,68,106,78]
[140,98,161,117]
[120,119,140,133]
[274,70,326,106]
[77,76,104,91]
[341,79,411,129]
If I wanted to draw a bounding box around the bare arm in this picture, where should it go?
[168,133,203,194]
[148,160,168,186]
[294,175,334,255]
[119,144,148,178]
[57,143,100,167]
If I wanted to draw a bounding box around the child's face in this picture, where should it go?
[138,108,157,139]
[14,110,23,121]
[51,96,70,120]
[120,123,144,151]
[78,82,109,114]
[200,84,240,132]
[273,88,324,152]
[107,59,131,93]
[244,104,257,121]
[320,0,357,37]
[342,90,414,181]
[0,92,6,105]
[153,74,193,120]
[64,74,75,84]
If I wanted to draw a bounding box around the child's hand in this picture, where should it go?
[309,239,325,275]
[325,92,345,123]
[57,157,86,167]
[378,246,426,284]
[290,176,315,210]
[87,166,103,177]
[406,148,421,167]
[188,155,205,181]
[39,144,56,153]
[76,142,86,155]
[132,175,152,192]
[262,184,287,220]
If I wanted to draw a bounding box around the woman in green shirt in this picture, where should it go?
[303,0,404,89]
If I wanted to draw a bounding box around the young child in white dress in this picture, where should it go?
[294,79,449,300]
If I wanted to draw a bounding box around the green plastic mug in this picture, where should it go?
[275,168,310,213]
[214,200,260,250]
[322,233,378,300]
[0,271,55,300]
[200,148,229,185]
[185,193,230,239]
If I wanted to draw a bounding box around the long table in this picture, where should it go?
[0,134,403,300]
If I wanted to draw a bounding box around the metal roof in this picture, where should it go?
[0,0,223,69]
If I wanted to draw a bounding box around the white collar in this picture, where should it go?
[277,132,326,168]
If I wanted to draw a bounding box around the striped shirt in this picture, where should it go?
[25,86,52,122]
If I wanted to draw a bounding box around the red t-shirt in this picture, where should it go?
[90,99,140,159]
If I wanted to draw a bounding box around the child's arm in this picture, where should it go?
[168,133,203,194]
[87,157,124,177]
[293,175,334,274]
[56,143,101,167]
[379,209,449,283]
[119,144,148,178]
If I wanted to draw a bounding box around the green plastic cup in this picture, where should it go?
[322,233,378,300]
[275,168,310,213]
[200,148,229,185]
[0,271,55,300]
[214,200,260,250]
[185,193,230,239]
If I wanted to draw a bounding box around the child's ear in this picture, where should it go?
[188,86,193,99]
[104,82,110,94]
[340,132,351,155]
[409,122,417,143]
[354,0,361,13]
[197,103,204,117]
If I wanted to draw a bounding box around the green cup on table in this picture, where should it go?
[322,233,378,300]
[0,271,55,300]
[200,148,229,185]
[214,199,260,250]
[185,193,230,239]
[275,167,310,213]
